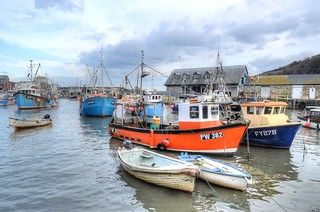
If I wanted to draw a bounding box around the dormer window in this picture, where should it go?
[205,72,211,80]
[193,72,200,80]
[173,73,179,81]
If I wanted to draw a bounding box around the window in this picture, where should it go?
[264,107,272,114]
[203,106,208,119]
[256,106,263,115]
[273,107,280,114]
[190,106,199,118]
[280,107,285,114]
[247,106,255,114]
[211,106,219,116]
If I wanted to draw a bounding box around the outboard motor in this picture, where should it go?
[44,114,50,119]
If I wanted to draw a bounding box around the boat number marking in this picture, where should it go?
[200,132,223,140]
[87,101,95,105]
[254,129,277,136]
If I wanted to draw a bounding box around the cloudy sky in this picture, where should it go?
[1,0,319,88]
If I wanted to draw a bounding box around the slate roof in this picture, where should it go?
[254,74,320,85]
[165,65,248,86]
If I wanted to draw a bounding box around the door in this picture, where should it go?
[309,87,316,99]
[260,86,271,98]
[292,85,303,99]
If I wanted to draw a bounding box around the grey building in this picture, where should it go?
[164,65,249,97]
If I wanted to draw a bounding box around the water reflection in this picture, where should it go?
[117,167,195,211]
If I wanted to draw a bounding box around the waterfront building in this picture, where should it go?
[164,65,249,97]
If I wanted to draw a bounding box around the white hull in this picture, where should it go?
[118,148,198,192]
[9,117,52,128]
[200,170,248,191]
[179,154,252,191]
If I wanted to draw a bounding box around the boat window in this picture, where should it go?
[264,107,272,114]
[256,106,263,115]
[273,107,280,114]
[280,107,285,113]
[190,106,199,118]
[247,106,255,114]
[203,106,208,119]
[211,106,219,116]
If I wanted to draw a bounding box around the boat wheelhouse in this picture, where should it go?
[240,101,301,149]
[109,98,248,154]
[143,94,164,117]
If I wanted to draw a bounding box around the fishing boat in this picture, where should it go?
[297,106,320,130]
[80,47,116,117]
[14,60,58,110]
[9,114,52,128]
[80,94,116,117]
[240,101,301,149]
[118,147,198,192]
[179,153,252,191]
[0,94,8,106]
[110,97,249,154]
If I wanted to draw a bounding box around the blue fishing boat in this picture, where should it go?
[14,60,58,110]
[240,101,301,149]
[0,94,8,106]
[80,95,116,117]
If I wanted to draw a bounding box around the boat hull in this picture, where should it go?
[301,120,320,130]
[245,123,301,149]
[14,92,56,110]
[200,170,248,191]
[80,96,116,117]
[9,118,52,128]
[179,154,252,190]
[0,98,8,106]
[118,148,197,192]
[109,122,247,154]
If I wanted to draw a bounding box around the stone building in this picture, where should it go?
[164,65,249,97]
[244,74,320,100]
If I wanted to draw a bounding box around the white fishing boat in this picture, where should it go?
[179,153,252,191]
[117,147,198,192]
[9,114,52,129]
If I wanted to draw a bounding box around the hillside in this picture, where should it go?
[262,54,320,75]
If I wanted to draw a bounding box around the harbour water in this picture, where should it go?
[0,99,319,211]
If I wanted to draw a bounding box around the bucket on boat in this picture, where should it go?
[152,116,160,125]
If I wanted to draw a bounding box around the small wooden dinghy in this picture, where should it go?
[179,153,252,191]
[118,147,199,192]
[9,114,52,129]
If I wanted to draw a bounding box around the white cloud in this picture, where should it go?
[0,0,319,87]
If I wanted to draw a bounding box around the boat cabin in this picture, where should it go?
[144,94,163,103]
[178,101,221,130]
[240,101,288,126]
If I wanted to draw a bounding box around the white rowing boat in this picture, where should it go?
[179,153,252,191]
[9,114,52,129]
[118,147,198,192]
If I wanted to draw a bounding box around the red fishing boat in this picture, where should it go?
[109,98,249,154]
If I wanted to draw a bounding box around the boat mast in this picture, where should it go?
[28,60,33,81]
[100,45,104,93]
[140,50,144,96]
